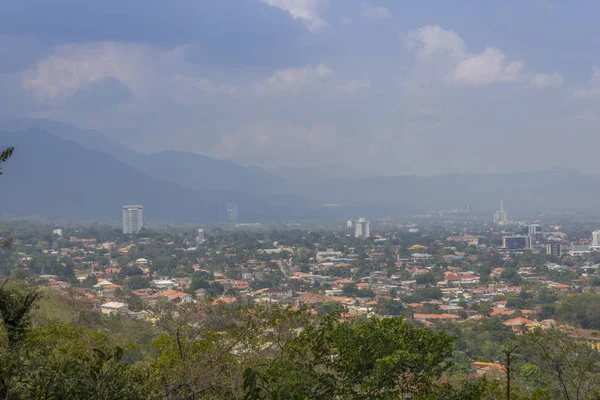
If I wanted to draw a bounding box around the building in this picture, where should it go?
[122,205,143,234]
[100,301,129,315]
[569,245,591,257]
[196,228,206,244]
[502,236,530,250]
[354,218,370,239]
[493,200,508,225]
[546,240,562,258]
[227,203,238,222]
[526,224,540,236]
[347,220,353,228]
[592,231,600,249]
[52,228,63,237]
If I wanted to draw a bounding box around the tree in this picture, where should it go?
[528,328,600,400]
[556,293,600,329]
[248,315,455,399]
[127,275,150,290]
[0,146,13,176]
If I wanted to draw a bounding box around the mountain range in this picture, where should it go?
[0,118,598,223]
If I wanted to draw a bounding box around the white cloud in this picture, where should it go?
[336,78,370,94]
[22,42,148,101]
[573,67,600,98]
[257,64,333,92]
[451,47,525,85]
[529,72,563,89]
[259,0,328,31]
[21,42,235,105]
[403,25,467,62]
[360,3,391,20]
[405,25,562,88]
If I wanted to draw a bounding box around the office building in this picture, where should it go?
[354,218,370,239]
[502,235,530,250]
[122,205,143,234]
[227,203,238,222]
[196,229,206,244]
[347,220,353,228]
[493,200,508,225]
[592,231,600,249]
[526,224,540,236]
[546,240,561,258]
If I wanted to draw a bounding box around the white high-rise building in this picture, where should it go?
[526,224,540,236]
[196,228,206,244]
[592,230,600,249]
[122,205,143,234]
[354,218,370,239]
[227,203,238,222]
[493,200,508,225]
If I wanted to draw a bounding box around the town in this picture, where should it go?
[4,201,600,370]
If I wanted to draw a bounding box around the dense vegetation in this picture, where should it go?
[0,281,598,399]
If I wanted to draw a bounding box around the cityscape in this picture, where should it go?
[3,0,600,399]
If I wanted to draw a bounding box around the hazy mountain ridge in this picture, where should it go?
[1,119,599,222]
[0,129,293,222]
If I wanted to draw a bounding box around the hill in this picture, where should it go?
[0,129,267,223]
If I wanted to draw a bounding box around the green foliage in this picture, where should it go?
[556,293,600,329]
[127,275,150,290]
[250,315,455,399]
[0,146,13,176]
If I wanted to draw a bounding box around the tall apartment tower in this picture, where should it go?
[546,240,561,258]
[592,231,600,249]
[526,224,540,236]
[227,203,238,222]
[354,218,370,239]
[493,200,508,225]
[196,228,206,244]
[122,205,143,234]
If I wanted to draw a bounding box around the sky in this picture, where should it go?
[1,0,600,176]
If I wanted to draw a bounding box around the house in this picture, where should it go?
[503,317,535,333]
[151,289,193,304]
[413,314,461,322]
[472,362,505,377]
[100,301,129,315]
[152,279,178,290]
[296,292,328,306]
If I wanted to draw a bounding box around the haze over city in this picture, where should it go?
[2,0,600,175]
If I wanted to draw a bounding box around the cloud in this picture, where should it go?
[257,64,333,92]
[405,25,563,88]
[403,25,467,62]
[336,78,370,94]
[573,67,600,98]
[259,0,328,31]
[21,42,235,106]
[529,72,563,89]
[360,3,391,20]
[22,42,148,102]
[451,47,525,84]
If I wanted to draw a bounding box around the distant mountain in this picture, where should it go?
[0,129,284,222]
[135,150,284,195]
[2,120,599,221]
[290,168,600,214]
[2,119,143,165]
[271,165,376,181]
[2,119,286,196]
